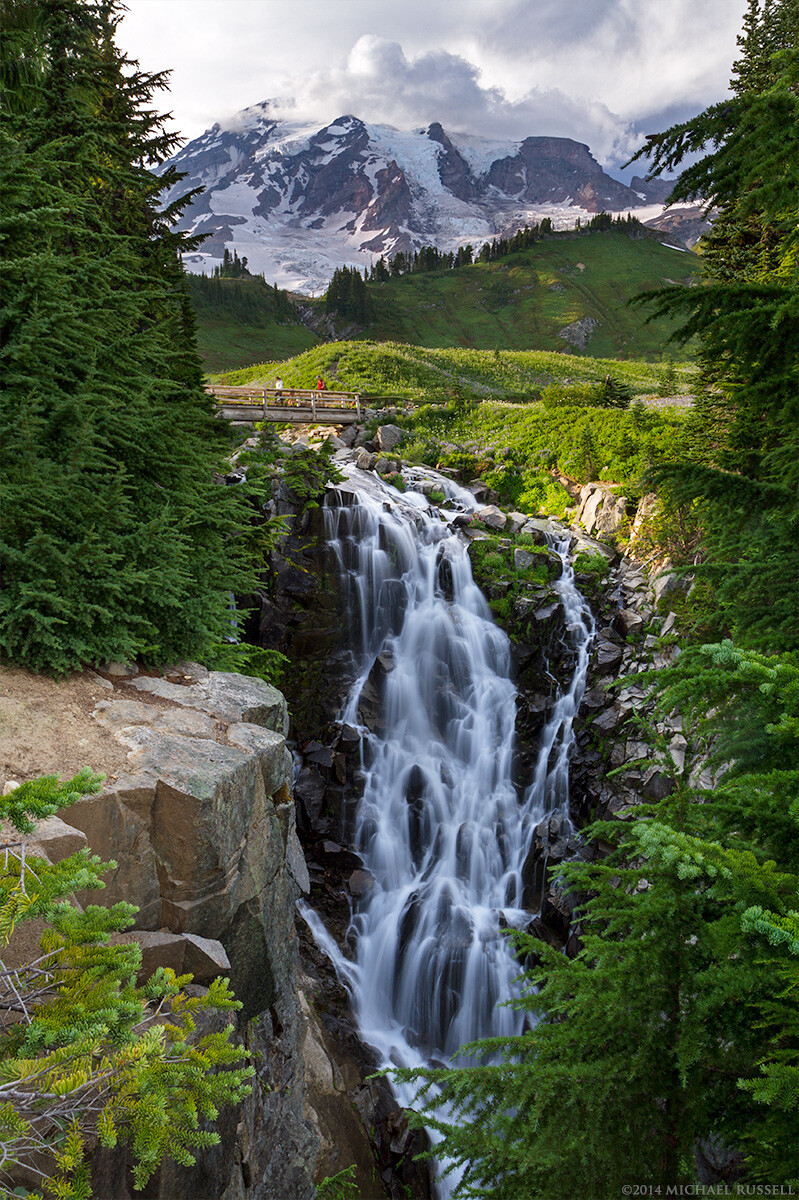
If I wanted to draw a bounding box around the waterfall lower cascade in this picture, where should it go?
[319,467,594,1187]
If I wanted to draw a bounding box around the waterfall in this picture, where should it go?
[318,466,594,1190]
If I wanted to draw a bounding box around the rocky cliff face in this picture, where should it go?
[3,663,321,1200]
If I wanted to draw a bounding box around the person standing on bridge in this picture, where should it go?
[275,376,284,403]
[316,376,325,392]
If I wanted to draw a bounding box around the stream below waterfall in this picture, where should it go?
[303,466,594,1195]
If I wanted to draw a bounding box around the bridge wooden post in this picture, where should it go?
[312,393,317,420]
[355,394,361,419]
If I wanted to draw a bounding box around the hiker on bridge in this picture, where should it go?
[316,376,326,392]
[274,376,283,399]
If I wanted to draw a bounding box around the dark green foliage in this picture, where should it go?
[590,373,633,409]
[199,641,290,688]
[279,440,345,514]
[467,534,556,629]
[629,0,798,649]
[0,0,256,674]
[396,391,684,513]
[186,272,299,325]
[216,246,250,278]
[317,1165,359,1200]
[572,551,610,578]
[325,265,373,323]
[394,645,798,1197]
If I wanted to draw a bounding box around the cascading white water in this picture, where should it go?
[319,466,594,1191]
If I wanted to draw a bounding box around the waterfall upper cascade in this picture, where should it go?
[317,465,594,1152]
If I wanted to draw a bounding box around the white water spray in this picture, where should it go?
[316,467,594,1191]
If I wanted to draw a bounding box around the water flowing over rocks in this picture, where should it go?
[243,436,689,1196]
[0,417,699,1199]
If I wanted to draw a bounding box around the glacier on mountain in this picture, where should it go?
[159,101,676,294]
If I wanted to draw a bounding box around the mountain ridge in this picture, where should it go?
[160,103,690,293]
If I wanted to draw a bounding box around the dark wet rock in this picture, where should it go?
[348,868,375,897]
[594,639,624,674]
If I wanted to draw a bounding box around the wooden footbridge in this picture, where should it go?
[207,384,363,425]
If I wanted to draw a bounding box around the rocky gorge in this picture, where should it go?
[0,424,690,1200]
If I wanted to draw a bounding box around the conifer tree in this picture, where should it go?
[395,645,799,1196]
[0,0,255,673]
[0,771,253,1196]
[628,0,798,648]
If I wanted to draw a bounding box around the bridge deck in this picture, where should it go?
[207,384,363,425]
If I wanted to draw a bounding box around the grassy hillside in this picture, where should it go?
[189,232,698,372]
[186,275,319,372]
[216,340,694,402]
[361,233,699,359]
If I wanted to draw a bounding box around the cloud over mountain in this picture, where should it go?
[261,37,641,168]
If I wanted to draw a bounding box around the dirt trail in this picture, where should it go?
[1,666,130,788]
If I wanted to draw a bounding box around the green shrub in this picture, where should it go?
[573,551,610,578]
[199,642,290,688]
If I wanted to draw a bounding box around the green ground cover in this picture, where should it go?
[363,233,699,359]
[187,274,319,371]
[394,395,689,517]
[195,316,318,374]
[215,340,694,400]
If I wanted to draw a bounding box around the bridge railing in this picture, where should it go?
[206,384,362,419]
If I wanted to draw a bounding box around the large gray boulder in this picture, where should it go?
[375,424,404,453]
[129,669,289,737]
[576,482,627,539]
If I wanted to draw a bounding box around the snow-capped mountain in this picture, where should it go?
[159,102,675,294]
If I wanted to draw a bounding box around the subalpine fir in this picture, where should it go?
[0,0,254,673]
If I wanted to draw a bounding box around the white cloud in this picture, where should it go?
[119,0,747,167]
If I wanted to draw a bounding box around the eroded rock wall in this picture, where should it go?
[9,663,318,1200]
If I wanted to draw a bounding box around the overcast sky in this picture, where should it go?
[119,0,747,172]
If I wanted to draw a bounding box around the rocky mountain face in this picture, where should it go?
[159,104,676,292]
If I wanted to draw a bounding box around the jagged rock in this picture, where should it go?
[468,479,491,503]
[376,424,404,453]
[612,608,645,637]
[356,449,377,471]
[337,425,358,447]
[104,660,139,677]
[642,768,675,799]
[661,611,678,635]
[576,482,628,539]
[474,505,506,530]
[593,639,624,674]
[570,530,618,562]
[521,517,560,543]
[1,814,88,864]
[592,705,627,733]
[348,868,375,897]
[652,567,689,604]
[513,548,538,570]
[295,767,327,832]
[128,670,289,737]
[114,930,231,985]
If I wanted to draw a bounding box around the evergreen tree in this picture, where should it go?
[628,0,798,648]
[394,645,798,1197]
[0,771,253,1195]
[0,0,254,673]
[324,265,372,322]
